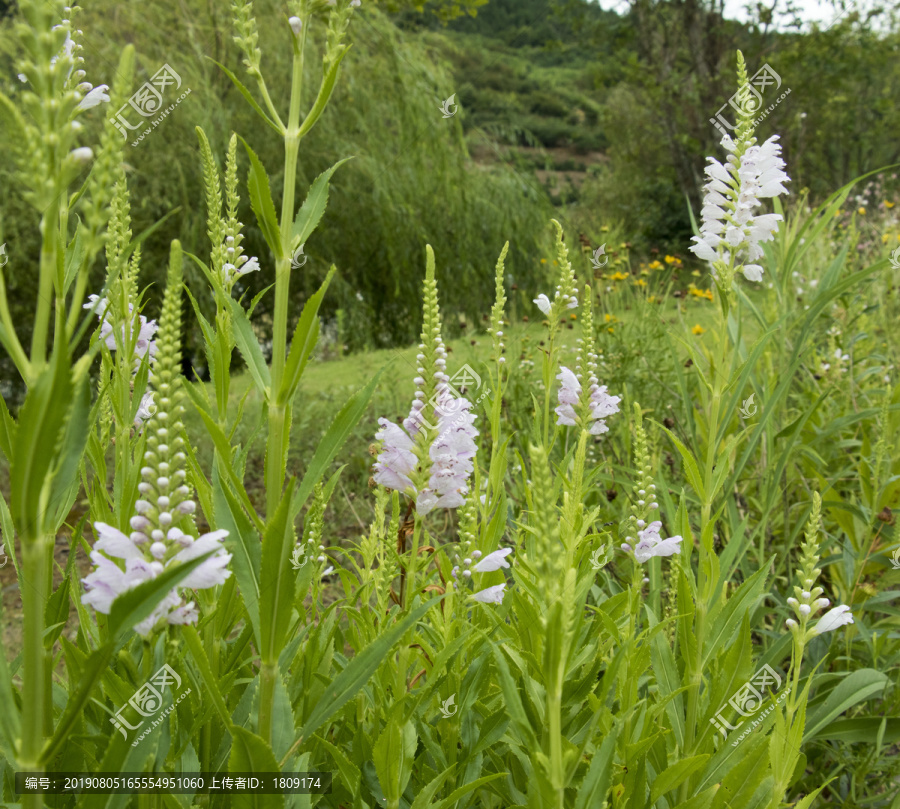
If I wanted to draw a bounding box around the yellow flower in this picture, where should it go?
[648,260,663,270]
[886,201,895,209]
[609,271,629,281]
[604,313,614,322]
[540,258,547,264]
[858,207,866,215]
[570,313,577,320]
[691,270,701,277]
[634,279,647,287]
[552,260,558,265]
[607,327,615,333]
[692,324,706,335]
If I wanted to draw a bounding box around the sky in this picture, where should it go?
[589,0,886,31]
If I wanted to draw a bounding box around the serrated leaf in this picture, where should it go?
[259,478,297,662]
[278,267,334,405]
[229,727,285,809]
[226,295,271,399]
[240,139,282,258]
[651,755,709,804]
[291,158,353,246]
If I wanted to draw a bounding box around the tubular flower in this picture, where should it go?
[371,245,478,517]
[555,292,620,434]
[416,392,479,515]
[82,245,231,636]
[631,521,683,563]
[473,547,513,572]
[472,583,506,604]
[690,134,789,283]
[810,605,854,636]
[84,294,158,365]
[76,83,109,111]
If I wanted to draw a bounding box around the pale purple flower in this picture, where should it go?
[630,521,683,563]
[417,393,478,515]
[473,547,512,572]
[472,583,506,603]
[554,366,580,426]
[82,522,231,636]
[533,294,551,315]
[810,605,854,636]
[555,366,620,434]
[373,418,417,492]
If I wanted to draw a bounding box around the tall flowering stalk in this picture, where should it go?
[81,242,232,635]
[689,51,790,302]
[675,54,794,799]
[372,247,479,606]
[0,2,134,800]
[768,493,853,805]
[534,220,579,446]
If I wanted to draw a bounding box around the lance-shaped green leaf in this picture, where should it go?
[214,465,262,648]
[10,335,72,538]
[208,58,283,136]
[803,669,888,741]
[702,563,769,668]
[259,477,298,663]
[229,727,285,809]
[373,716,417,806]
[107,550,217,641]
[240,139,282,258]
[278,267,334,405]
[297,46,351,139]
[226,295,271,400]
[293,595,443,743]
[651,755,710,804]
[291,157,353,247]
[573,728,617,809]
[652,420,706,502]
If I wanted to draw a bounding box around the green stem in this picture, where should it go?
[21,538,51,809]
[403,518,422,610]
[31,207,58,368]
[265,35,306,517]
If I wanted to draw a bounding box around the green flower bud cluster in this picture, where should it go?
[547,220,578,342]
[487,242,510,369]
[621,404,659,546]
[10,1,103,209]
[231,0,263,78]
